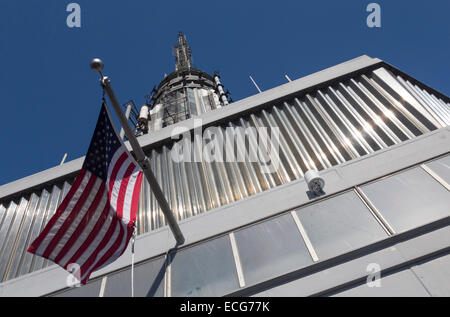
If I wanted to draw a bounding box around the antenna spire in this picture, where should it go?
[173,32,192,71]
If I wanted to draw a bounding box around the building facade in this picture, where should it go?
[0,36,450,296]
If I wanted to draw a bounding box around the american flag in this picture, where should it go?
[28,103,143,284]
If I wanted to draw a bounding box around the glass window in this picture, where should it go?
[425,155,450,186]
[203,95,211,110]
[361,167,450,233]
[170,235,239,297]
[104,257,165,297]
[234,214,313,286]
[52,278,102,297]
[296,191,387,260]
[188,88,197,116]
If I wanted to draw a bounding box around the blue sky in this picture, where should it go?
[0,0,449,186]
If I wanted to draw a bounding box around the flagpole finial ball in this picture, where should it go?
[90,58,104,72]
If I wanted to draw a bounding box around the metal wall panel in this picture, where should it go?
[137,67,450,234]
[0,181,72,282]
[330,269,431,297]
[0,66,449,283]
[410,251,450,296]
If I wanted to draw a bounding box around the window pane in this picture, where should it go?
[425,155,450,186]
[52,278,102,297]
[104,257,165,297]
[234,214,313,286]
[188,88,197,116]
[361,167,450,233]
[170,235,239,297]
[296,191,387,260]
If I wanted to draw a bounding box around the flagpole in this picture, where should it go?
[90,58,185,246]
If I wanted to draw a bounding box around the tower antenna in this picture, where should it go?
[249,75,262,93]
[173,32,192,71]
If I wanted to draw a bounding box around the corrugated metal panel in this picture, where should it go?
[0,66,449,282]
[0,181,72,282]
[137,66,450,233]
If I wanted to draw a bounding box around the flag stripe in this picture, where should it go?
[42,173,97,259]
[116,163,137,219]
[107,148,126,184]
[109,157,133,213]
[129,172,143,226]
[66,154,130,268]
[108,152,129,201]
[49,177,103,260]
[83,166,141,280]
[62,202,111,268]
[33,171,92,256]
[58,189,108,267]
[84,224,131,282]
[27,169,87,253]
[80,219,122,282]
[122,167,140,224]
[88,227,132,280]
[53,181,106,264]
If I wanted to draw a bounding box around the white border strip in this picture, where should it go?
[354,187,396,236]
[164,258,171,297]
[229,232,246,288]
[291,211,319,262]
[99,276,107,297]
[421,164,450,191]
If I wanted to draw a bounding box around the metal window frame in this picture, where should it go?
[291,211,319,262]
[420,163,450,192]
[229,232,246,288]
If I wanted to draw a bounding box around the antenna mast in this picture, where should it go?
[174,32,192,71]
